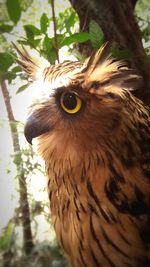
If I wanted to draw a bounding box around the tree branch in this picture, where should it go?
[51,0,60,63]
[0,78,34,255]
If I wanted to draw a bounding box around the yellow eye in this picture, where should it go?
[60,91,82,114]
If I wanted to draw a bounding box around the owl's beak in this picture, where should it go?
[24,114,50,145]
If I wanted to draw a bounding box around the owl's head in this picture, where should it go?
[15,43,141,166]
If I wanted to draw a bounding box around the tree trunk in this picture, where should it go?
[69,0,150,105]
[0,78,34,255]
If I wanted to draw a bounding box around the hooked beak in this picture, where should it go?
[24,114,50,145]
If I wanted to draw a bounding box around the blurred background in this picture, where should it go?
[0,0,149,266]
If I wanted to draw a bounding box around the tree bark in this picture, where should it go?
[69,0,150,105]
[0,78,34,255]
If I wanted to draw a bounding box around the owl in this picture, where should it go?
[15,43,150,267]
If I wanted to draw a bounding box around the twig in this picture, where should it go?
[50,0,60,63]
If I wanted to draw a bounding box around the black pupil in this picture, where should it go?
[63,92,77,110]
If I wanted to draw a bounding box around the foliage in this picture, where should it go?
[89,20,104,49]
[6,0,21,24]
[17,9,90,64]
[0,221,15,252]
[135,0,150,57]
[0,52,14,74]
[0,222,68,267]
[0,1,105,85]
[1,0,149,84]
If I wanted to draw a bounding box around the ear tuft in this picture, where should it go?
[84,42,142,93]
[12,42,49,80]
[86,42,111,74]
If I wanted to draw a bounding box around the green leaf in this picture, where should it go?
[24,24,41,37]
[16,83,29,94]
[24,25,42,48]
[32,38,42,48]
[2,60,22,82]
[0,222,14,251]
[6,0,21,24]
[19,0,33,11]
[0,53,14,74]
[65,11,78,33]
[41,46,56,64]
[70,49,85,62]
[60,32,90,47]
[43,36,52,51]
[13,151,21,165]
[17,39,29,45]
[111,47,133,60]
[24,26,33,41]
[46,48,57,64]
[0,24,14,33]
[89,20,104,49]
[42,36,55,63]
[40,13,49,33]
[11,65,22,73]
[56,7,78,35]
[3,72,16,83]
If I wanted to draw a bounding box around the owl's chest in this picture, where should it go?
[47,171,148,267]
